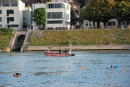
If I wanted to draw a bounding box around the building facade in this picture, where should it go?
[52,0,80,17]
[46,2,71,30]
[32,2,71,30]
[0,0,25,30]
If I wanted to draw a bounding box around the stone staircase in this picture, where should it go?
[20,30,33,52]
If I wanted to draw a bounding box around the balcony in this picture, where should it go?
[1,1,18,7]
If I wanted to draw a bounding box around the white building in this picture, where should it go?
[0,0,71,30]
[32,2,71,30]
[46,2,71,30]
[0,0,26,30]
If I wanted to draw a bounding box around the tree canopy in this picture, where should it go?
[71,8,76,25]
[76,0,85,8]
[81,0,130,24]
[33,8,46,29]
[112,1,130,21]
[44,0,52,3]
[81,0,114,22]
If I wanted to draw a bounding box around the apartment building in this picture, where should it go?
[52,0,80,17]
[0,0,26,30]
[32,2,71,30]
[46,2,71,30]
[0,0,71,30]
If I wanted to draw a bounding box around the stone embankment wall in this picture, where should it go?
[1,45,130,52]
[0,47,10,52]
[27,45,130,51]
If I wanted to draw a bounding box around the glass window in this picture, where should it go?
[0,17,2,22]
[11,2,18,7]
[10,25,19,27]
[7,10,14,16]
[2,2,9,7]
[48,4,62,8]
[7,17,14,23]
[0,10,2,14]
[47,20,62,24]
[47,12,62,19]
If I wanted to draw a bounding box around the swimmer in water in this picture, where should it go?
[111,65,114,68]
[81,66,85,70]
[13,73,21,77]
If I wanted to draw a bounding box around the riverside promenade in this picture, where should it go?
[27,45,130,51]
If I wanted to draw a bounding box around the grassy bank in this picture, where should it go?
[30,29,130,46]
[0,28,13,49]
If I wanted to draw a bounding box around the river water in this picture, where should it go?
[0,50,130,87]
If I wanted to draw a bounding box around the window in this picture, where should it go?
[48,4,62,8]
[11,2,18,6]
[2,1,9,7]
[7,10,14,16]
[0,10,2,14]
[47,12,62,19]
[10,25,19,27]
[7,17,14,23]
[47,20,62,24]
[0,17,2,22]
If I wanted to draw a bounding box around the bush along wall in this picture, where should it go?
[0,28,13,49]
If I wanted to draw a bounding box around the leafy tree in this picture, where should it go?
[76,0,85,8]
[71,8,76,25]
[33,8,46,29]
[44,0,52,3]
[112,1,130,21]
[81,0,115,27]
[115,0,130,2]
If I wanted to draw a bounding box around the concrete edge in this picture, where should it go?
[27,45,130,51]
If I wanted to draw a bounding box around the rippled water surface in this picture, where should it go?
[0,50,130,87]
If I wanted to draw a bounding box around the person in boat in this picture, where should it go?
[59,47,62,53]
[59,50,62,53]
[63,50,69,53]
[69,47,72,55]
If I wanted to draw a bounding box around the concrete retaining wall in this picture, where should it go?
[27,45,130,51]
[0,47,10,52]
